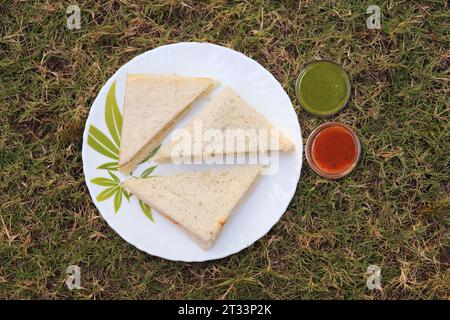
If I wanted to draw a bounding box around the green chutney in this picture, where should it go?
[296,61,350,116]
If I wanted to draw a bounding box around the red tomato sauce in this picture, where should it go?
[311,125,357,174]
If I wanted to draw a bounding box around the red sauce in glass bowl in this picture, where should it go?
[306,123,360,179]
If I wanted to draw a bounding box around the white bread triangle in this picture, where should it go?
[153,86,294,163]
[122,166,261,250]
[118,74,215,174]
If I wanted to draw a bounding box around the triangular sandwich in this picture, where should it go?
[153,86,294,163]
[122,166,261,249]
[119,74,215,173]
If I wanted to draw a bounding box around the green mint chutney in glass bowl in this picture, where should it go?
[295,61,351,116]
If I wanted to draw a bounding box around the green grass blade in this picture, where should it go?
[139,200,153,222]
[97,162,118,170]
[140,166,157,178]
[114,188,122,213]
[90,177,116,186]
[105,81,122,148]
[89,125,119,156]
[96,186,118,202]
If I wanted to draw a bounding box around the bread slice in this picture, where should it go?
[153,86,294,163]
[118,74,215,174]
[122,166,261,249]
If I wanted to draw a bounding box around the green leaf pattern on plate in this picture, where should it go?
[105,81,122,148]
[87,126,119,160]
[140,166,157,178]
[97,162,118,171]
[139,199,154,222]
[96,185,119,202]
[88,81,157,221]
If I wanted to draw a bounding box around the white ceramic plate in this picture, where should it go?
[82,42,302,262]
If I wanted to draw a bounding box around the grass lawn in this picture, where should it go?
[0,0,449,299]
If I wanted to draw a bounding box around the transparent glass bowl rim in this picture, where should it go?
[295,60,351,117]
[305,122,361,179]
